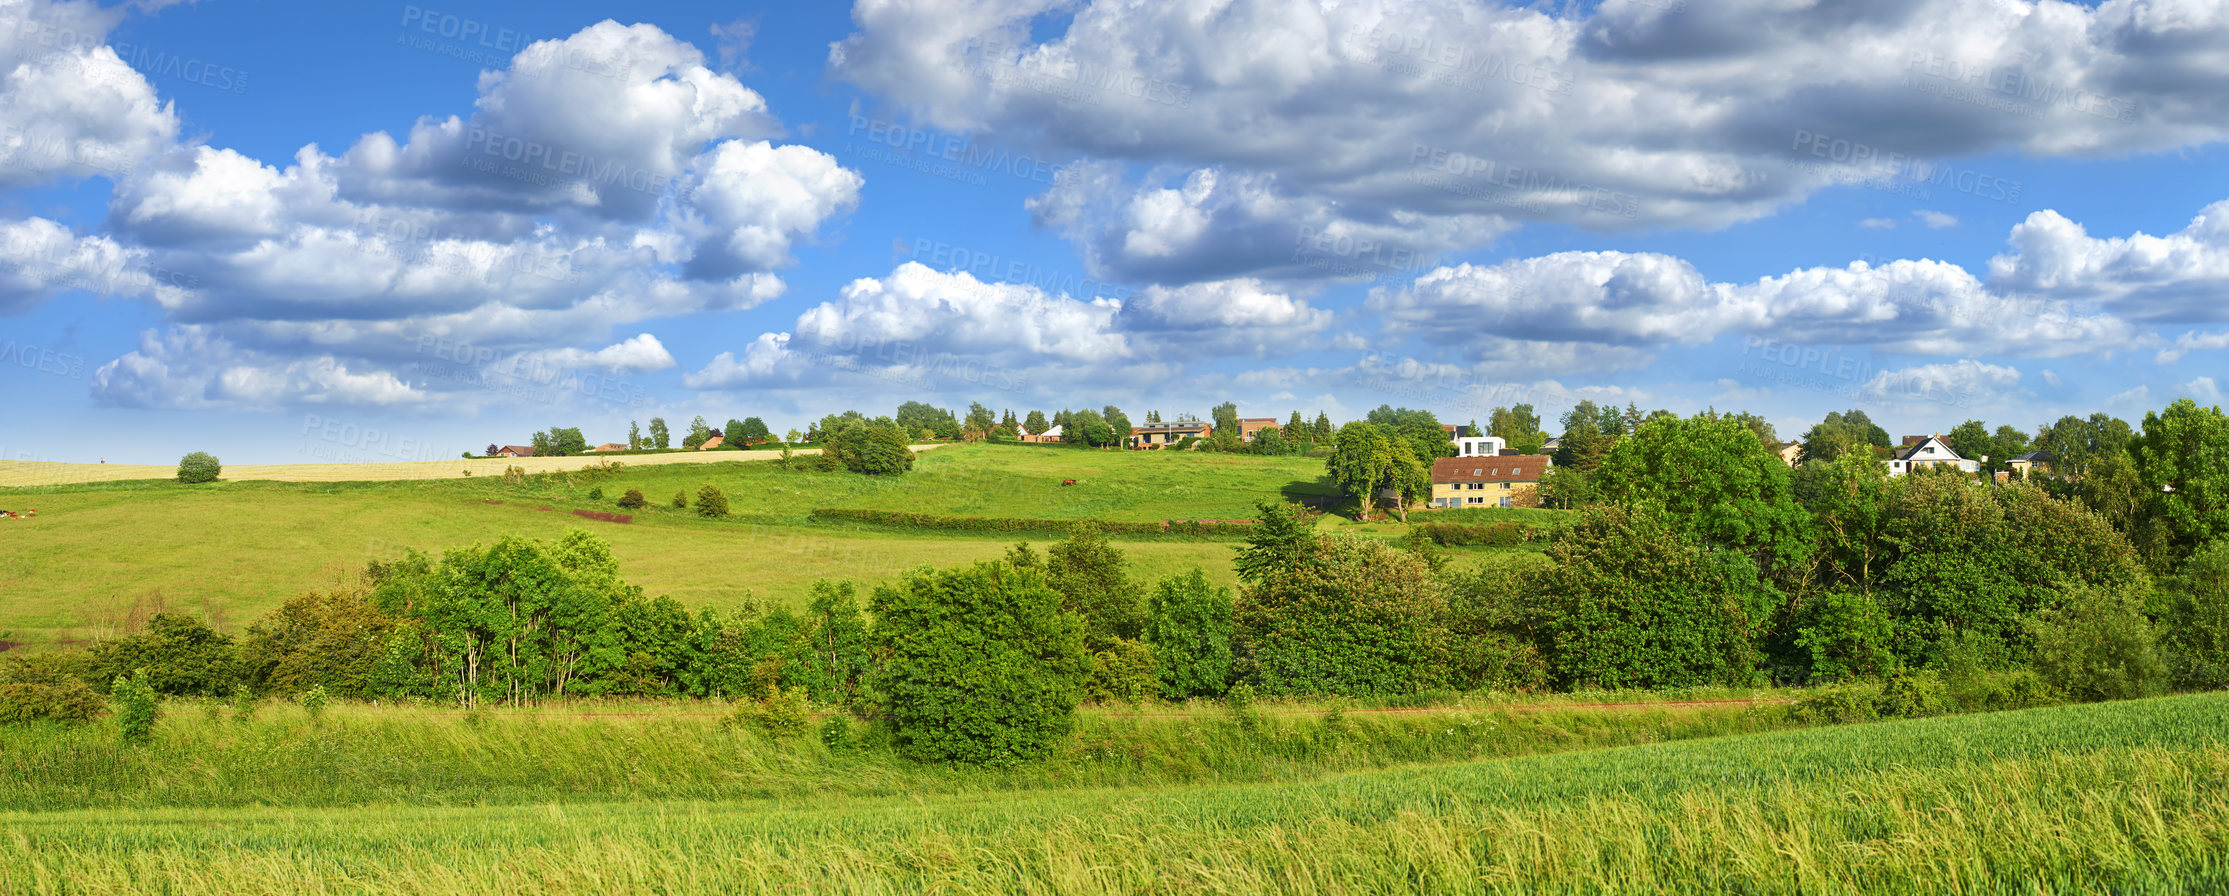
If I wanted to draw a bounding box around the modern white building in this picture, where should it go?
[1885,434,1982,476]
[1454,435,1507,457]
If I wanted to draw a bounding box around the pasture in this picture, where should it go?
[0,444,1431,650]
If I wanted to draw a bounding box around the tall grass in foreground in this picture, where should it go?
[0,694,1798,811]
[3,694,2225,895]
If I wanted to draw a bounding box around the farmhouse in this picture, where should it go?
[1129,419,1211,449]
[698,435,724,450]
[1775,441,1803,466]
[590,443,627,453]
[1236,417,1280,441]
[2008,450,2055,478]
[1022,424,1064,443]
[493,445,535,458]
[1885,434,1981,476]
[1429,454,1552,509]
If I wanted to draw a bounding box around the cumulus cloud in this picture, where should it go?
[91,327,425,410]
[1915,210,1958,229]
[795,262,1130,363]
[518,333,676,374]
[1988,201,2229,322]
[2157,329,2229,364]
[835,0,2229,284]
[0,0,177,188]
[1859,360,2025,408]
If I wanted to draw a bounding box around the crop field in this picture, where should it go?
[0,444,1479,650]
[3,692,2222,894]
[0,446,871,488]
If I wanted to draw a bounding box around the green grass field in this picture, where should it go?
[0,444,1528,650]
[4,692,2222,894]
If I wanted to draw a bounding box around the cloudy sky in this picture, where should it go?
[3,0,2225,464]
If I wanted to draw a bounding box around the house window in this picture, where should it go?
[1499,497,1511,508]
[1500,482,1511,490]
[1468,496,1483,504]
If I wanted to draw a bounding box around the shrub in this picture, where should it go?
[2027,583,2167,702]
[230,684,259,721]
[175,451,221,483]
[1524,504,1769,690]
[723,687,811,738]
[805,508,1258,539]
[1417,522,1528,547]
[869,562,1089,765]
[1874,668,1948,718]
[301,685,329,720]
[821,420,917,475]
[695,485,730,518]
[1442,560,1551,692]
[672,490,687,509]
[78,613,239,697]
[111,669,159,745]
[1142,568,1236,699]
[1224,682,1260,733]
[1083,639,1159,704]
[1794,589,1897,682]
[587,486,603,500]
[819,715,857,751]
[0,657,105,725]
[2159,541,2229,688]
[616,489,648,509]
[1233,536,1455,696]
[237,588,394,698]
[1791,686,1878,724]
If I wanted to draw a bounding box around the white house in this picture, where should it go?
[1885,434,1982,476]
[1455,435,1507,457]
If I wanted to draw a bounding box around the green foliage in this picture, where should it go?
[587,486,603,500]
[229,683,259,721]
[648,417,670,450]
[1589,413,1816,570]
[2159,541,2229,688]
[1793,589,1896,682]
[1440,560,1551,692]
[724,687,812,738]
[78,614,238,697]
[683,416,713,450]
[110,670,158,745]
[868,562,1089,765]
[1325,422,1429,517]
[695,485,729,518]
[616,489,647,509]
[237,588,395,698]
[2135,398,2229,560]
[300,685,328,720]
[1142,568,1234,699]
[1874,668,1948,718]
[0,656,105,725]
[1061,408,1119,448]
[1792,452,1893,590]
[1233,537,1453,696]
[821,419,917,475]
[1084,639,1159,704]
[1523,504,1766,689]
[175,451,221,484]
[2027,583,2167,703]
[806,508,1257,539]
[1046,522,1143,648]
[1796,409,1890,465]
[1790,685,1877,724]
[1232,502,1318,585]
[672,490,687,509]
[1414,521,1528,546]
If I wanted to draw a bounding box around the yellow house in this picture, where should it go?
[1429,455,1552,509]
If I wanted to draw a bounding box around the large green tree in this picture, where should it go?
[1521,504,1768,689]
[1142,568,1235,699]
[2137,398,2229,559]
[1023,410,1049,435]
[683,416,713,450]
[1233,537,1454,696]
[647,417,670,450]
[1589,413,1816,571]
[1045,522,1144,649]
[820,418,917,475]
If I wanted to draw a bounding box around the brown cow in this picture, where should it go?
[1061,479,1077,486]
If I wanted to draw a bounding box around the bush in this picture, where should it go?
[672,491,687,509]
[111,669,159,745]
[695,485,730,518]
[1233,537,1455,696]
[0,657,105,725]
[806,508,1257,539]
[1142,568,1235,699]
[78,613,239,697]
[1874,668,1948,718]
[587,486,603,500]
[1416,522,1527,547]
[869,562,1089,765]
[2027,583,2167,702]
[175,451,221,483]
[1794,589,1896,682]
[2159,541,2229,688]
[723,686,811,738]
[1083,639,1159,704]
[821,420,917,475]
[1524,505,1768,690]
[1791,686,1878,724]
[301,684,328,720]
[616,489,648,509]
[819,715,857,750]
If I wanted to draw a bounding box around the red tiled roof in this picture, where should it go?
[1431,455,1552,483]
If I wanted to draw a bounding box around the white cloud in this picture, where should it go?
[1120,278,1330,353]
[0,0,177,188]
[1859,360,2025,408]
[673,140,862,279]
[681,332,796,390]
[520,333,676,374]
[2185,376,2223,405]
[1915,210,1958,229]
[91,327,425,410]
[1988,201,2229,322]
[1859,217,1897,230]
[794,262,1131,363]
[2157,330,2229,364]
[835,0,2229,284]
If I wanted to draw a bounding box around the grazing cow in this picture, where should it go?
[1061,479,1077,486]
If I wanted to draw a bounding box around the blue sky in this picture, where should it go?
[3,0,2226,464]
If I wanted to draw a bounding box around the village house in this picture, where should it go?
[1022,424,1064,443]
[1236,417,1280,441]
[1775,441,1803,466]
[493,445,535,458]
[2008,450,2055,478]
[1128,419,1211,449]
[589,443,627,453]
[697,435,724,450]
[1429,454,1553,509]
[1454,435,1507,457]
[1885,434,1981,476]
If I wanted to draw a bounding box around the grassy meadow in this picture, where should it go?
[3,692,2222,894]
[0,443,1480,649]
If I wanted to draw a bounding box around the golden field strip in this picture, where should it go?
[0,445,951,487]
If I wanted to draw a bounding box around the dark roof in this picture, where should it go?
[1894,435,1963,462]
[498,445,536,456]
[2013,450,2053,462]
[1901,435,1930,447]
[1432,455,1553,484]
